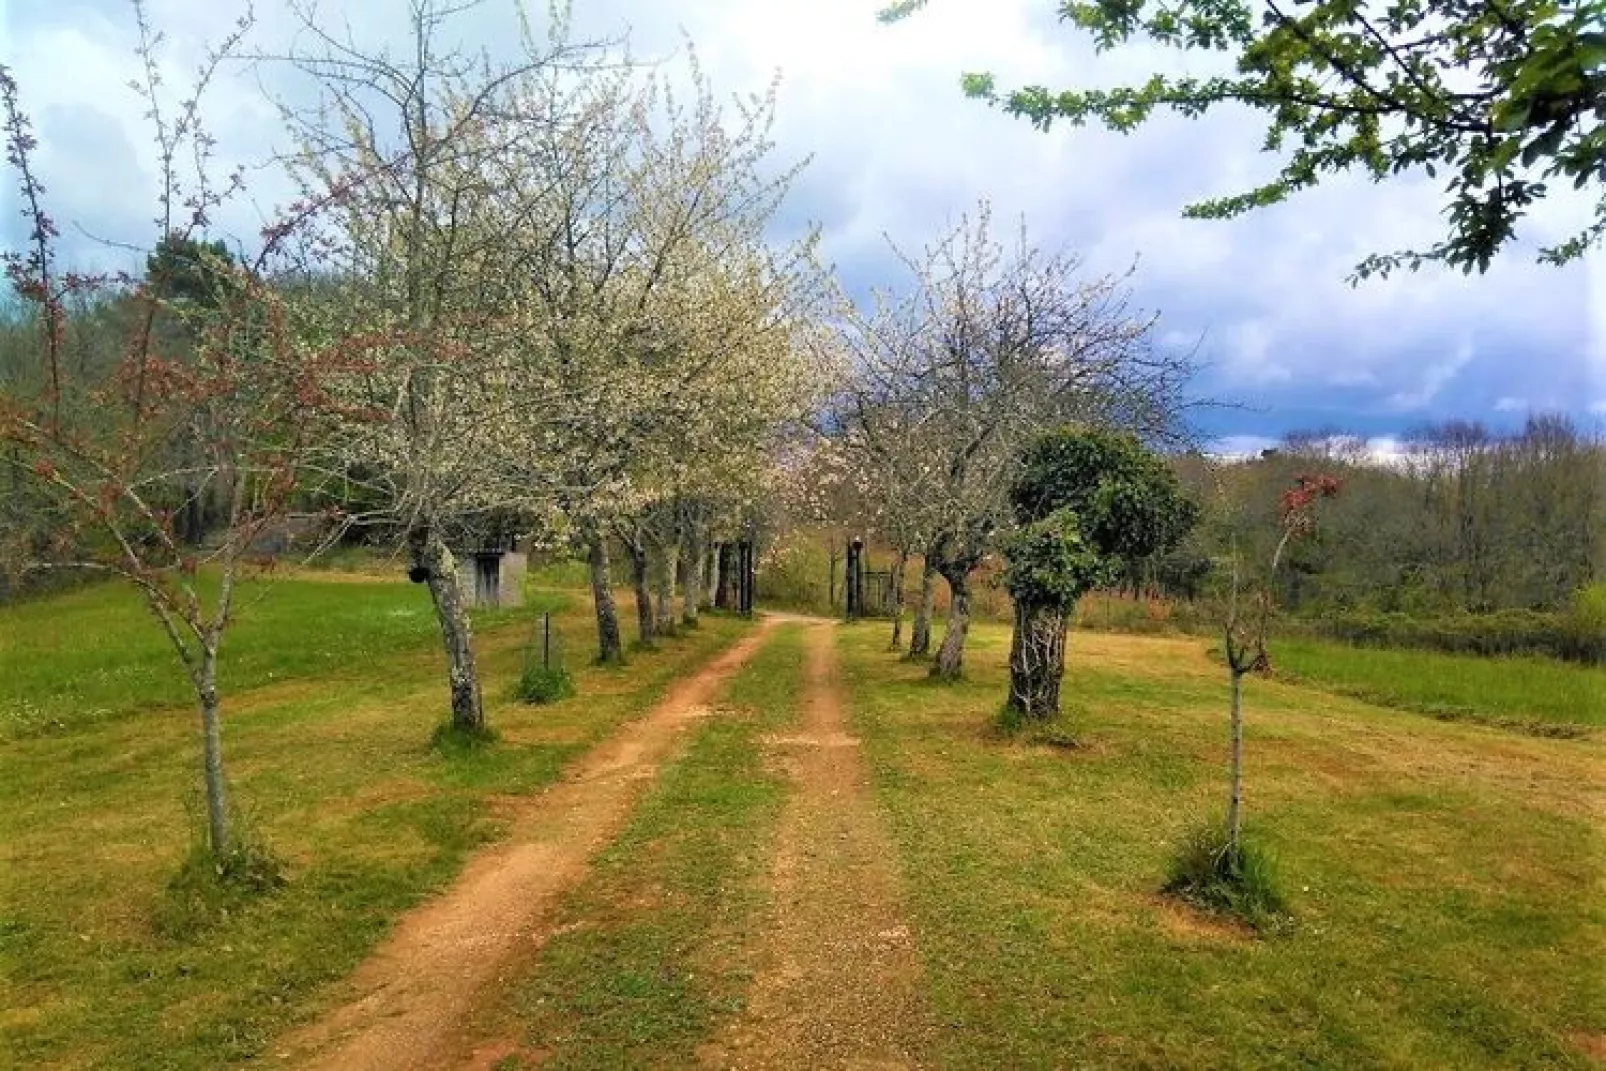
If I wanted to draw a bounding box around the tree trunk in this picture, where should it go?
[412,525,485,732]
[197,645,230,856]
[680,539,700,627]
[630,540,655,647]
[1006,599,1068,718]
[588,531,624,664]
[828,548,840,610]
[888,548,908,650]
[703,541,718,609]
[654,543,678,635]
[932,570,972,680]
[909,557,937,658]
[1226,667,1245,862]
[715,543,732,609]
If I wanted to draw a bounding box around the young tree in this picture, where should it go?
[1221,473,1340,860]
[883,0,1606,277]
[0,14,356,861]
[1003,427,1194,720]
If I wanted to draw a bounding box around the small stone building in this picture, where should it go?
[455,549,527,608]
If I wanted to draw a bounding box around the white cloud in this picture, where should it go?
[5,0,1597,437]
[1386,342,1475,411]
[1209,435,1278,459]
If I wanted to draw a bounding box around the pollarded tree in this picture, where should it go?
[1003,427,1195,720]
[829,205,1193,680]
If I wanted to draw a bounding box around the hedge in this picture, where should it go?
[1305,608,1603,664]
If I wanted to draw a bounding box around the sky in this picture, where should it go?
[3,0,1602,454]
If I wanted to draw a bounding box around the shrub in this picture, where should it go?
[1163,822,1288,930]
[515,664,574,704]
[1565,584,1606,659]
[1071,591,1222,636]
[1311,608,1603,664]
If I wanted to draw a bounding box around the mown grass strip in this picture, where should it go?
[0,581,750,1069]
[0,574,531,740]
[1271,637,1604,733]
[469,624,807,1070]
[840,624,1605,1069]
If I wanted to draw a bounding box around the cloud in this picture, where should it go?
[1385,342,1475,411]
[1209,434,1278,459]
[5,0,1597,440]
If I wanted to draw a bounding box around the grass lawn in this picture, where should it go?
[7,581,1603,1069]
[1270,637,1605,732]
[0,575,751,1068]
[840,622,1606,1068]
[0,572,530,739]
[465,624,807,1068]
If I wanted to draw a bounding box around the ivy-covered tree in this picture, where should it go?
[883,0,1606,278]
[825,206,1193,682]
[1003,427,1194,719]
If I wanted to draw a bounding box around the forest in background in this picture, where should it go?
[762,416,1605,664]
[7,268,1600,665]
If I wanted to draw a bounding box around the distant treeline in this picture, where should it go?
[1149,417,1605,662]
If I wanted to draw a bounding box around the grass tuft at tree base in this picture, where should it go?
[1163,822,1290,933]
[429,720,500,754]
[514,664,575,704]
[992,703,1080,748]
[154,831,286,940]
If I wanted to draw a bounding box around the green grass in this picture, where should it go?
[1270,636,1606,732]
[0,576,751,1069]
[466,624,808,1068]
[10,579,1603,1069]
[841,625,1605,1068]
[0,574,526,739]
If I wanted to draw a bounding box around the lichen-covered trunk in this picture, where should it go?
[1227,668,1246,861]
[588,531,623,664]
[932,570,972,680]
[703,542,718,609]
[908,558,937,658]
[1006,599,1069,718]
[715,543,733,609]
[630,541,655,647]
[680,540,700,627]
[412,525,485,732]
[888,548,909,650]
[197,646,230,856]
[654,543,678,635]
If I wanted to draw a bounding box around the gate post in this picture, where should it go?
[845,537,863,621]
[737,539,756,617]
